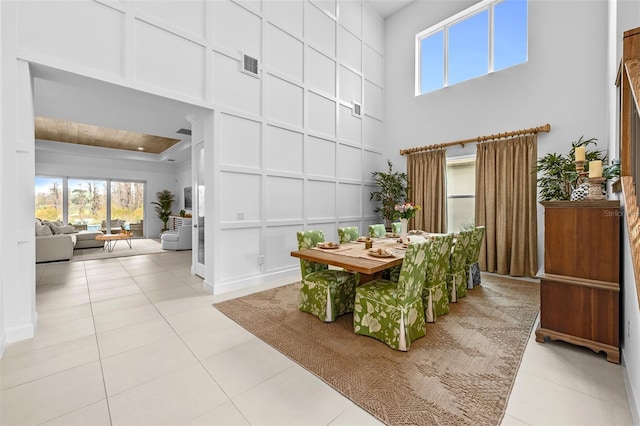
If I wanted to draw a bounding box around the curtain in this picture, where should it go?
[475,134,538,277]
[407,148,447,233]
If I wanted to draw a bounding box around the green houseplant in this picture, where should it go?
[151,189,175,231]
[535,136,619,201]
[370,160,409,226]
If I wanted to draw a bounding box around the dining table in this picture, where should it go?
[290,236,409,284]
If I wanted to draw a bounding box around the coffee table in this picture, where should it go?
[95,233,132,252]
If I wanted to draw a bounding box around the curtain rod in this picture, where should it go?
[399,123,551,156]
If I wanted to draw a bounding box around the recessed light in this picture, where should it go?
[138,147,144,151]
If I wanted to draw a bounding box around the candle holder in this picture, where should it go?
[586,176,606,200]
[573,160,588,185]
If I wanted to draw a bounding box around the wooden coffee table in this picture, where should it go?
[95,233,132,252]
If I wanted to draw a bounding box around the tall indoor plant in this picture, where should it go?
[370,160,409,226]
[535,136,619,201]
[152,189,175,231]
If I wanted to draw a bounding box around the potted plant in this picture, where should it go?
[370,160,409,227]
[151,189,175,231]
[535,136,619,201]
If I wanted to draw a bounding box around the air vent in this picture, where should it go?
[352,102,362,118]
[241,52,260,78]
[176,128,191,136]
[167,159,175,162]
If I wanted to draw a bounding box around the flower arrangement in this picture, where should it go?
[394,202,421,220]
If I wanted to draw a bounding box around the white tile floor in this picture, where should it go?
[0,252,634,425]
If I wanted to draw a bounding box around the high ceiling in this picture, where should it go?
[32,1,415,164]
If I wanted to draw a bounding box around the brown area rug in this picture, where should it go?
[214,274,539,425]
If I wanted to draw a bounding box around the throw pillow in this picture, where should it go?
[58,225,76,234]
[36,223,53,236]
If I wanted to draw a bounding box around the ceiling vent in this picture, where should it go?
[241,52,260,78]
[352,101,362,118]
[176,128,191,136]
[167,159,175,162]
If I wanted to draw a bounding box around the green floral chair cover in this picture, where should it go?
[337,226,360,244]
[391,222,402,235]
[466,226,486,289]
[297,230,359,322]
[353,241,429,351]
[447,229,473,302]
[423,233,454,322]
[368,224,386,238]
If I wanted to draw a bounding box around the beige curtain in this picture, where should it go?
[475,134,538,277]
[407,148,447,233]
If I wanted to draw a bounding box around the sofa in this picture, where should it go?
[35,219,104,262]
[101,219,123,234]
[161,225,192,250]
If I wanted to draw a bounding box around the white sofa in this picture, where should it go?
[35,219,104,262]
[161,225,192,250]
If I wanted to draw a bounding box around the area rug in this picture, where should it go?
[214,274,540,425]
[71,238,166,262]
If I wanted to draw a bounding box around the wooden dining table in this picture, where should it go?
[290,238,407,284]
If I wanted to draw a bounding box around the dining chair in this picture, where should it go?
[447,229,473,302]
[296,230,359,322]
[466,226,486,289]
[423,233,454,322]
[353,241,429,351]
[391,222,402,235]
[337,226,360,244]
[368,224,386,238]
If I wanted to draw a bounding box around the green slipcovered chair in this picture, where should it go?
[297,230,359,322]
[466,226,486,289]
[338,226,360,244]
[447,229,473,302]
[391,222,402,235]
[423,233,454,322]
[369,224,386,238]
[353,241,429,351]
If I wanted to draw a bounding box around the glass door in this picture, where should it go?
[111,181,145,237]
[194,142,205,277]
[68,179,107,232]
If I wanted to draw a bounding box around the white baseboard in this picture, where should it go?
[213,269,300,295]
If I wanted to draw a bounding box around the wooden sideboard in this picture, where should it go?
[536,201,620,363]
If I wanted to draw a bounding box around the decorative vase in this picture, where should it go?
[400,218,408,242]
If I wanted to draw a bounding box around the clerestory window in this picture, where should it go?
[416,0,528,95]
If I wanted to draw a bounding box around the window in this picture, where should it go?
[36,176,145,234]
[35,176,63,221]
[446,157,475,233]
[416,0,527,95]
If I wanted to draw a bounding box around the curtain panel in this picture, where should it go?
[475,134,538,277]
[407,149,447,233]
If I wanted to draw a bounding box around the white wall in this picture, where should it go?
[175,160,192,214]
[35,146,178,238]
[1,0,386,347]
[384,0,610,271]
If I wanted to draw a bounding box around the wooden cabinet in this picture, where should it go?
[536,201,620,363]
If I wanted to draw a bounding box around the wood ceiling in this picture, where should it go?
[34,116,181,154]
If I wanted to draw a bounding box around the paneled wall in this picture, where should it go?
[210,0,386,288]
[11,0,386,291]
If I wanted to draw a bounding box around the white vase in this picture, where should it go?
[400,218,408,242]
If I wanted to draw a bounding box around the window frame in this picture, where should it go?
[415,0,527,96]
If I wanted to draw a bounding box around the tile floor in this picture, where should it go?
[0,252,635,425]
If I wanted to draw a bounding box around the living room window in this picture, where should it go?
[35,176,64,221]
[416,0,528,95]
[35,176,145,234]
[446,156,476,233]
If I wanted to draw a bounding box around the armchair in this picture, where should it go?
[161,225,192,250]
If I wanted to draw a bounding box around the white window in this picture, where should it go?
[446,157,476,233]
[416,0,528,95]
